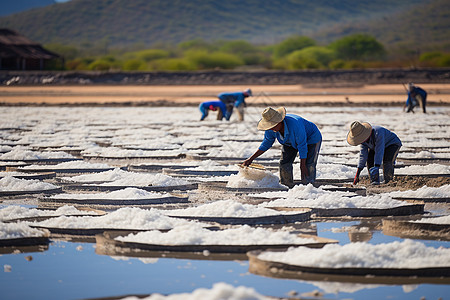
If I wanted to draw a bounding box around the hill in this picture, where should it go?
[0,0,56,17]
[314,0,450,51]
[0,0,440,46]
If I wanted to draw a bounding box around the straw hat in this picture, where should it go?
[257,107,286,131]
[347,121,372,146]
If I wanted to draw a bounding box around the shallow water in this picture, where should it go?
[1,106,449,299]
[1,219,449,300]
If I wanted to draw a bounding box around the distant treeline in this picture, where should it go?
[45,34,450,71]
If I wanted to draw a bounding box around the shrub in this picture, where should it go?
[286,46,335,69]
[66,58,94,70]
[420,51,450,67]
[134,49,170,62]
[88,59,114,71]
[185,50,243,69]
[273,36,316,58]
[330,34,386,61]
[150,58,196,71]
[329,59,346,69]
[123,59,147,71]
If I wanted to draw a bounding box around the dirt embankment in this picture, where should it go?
[1,69,450,106]
[2,68,450,86]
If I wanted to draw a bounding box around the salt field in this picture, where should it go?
[0,105,449,299]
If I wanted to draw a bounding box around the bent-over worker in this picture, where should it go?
[404,82,427,113]
[218,88,252,121]
[242,107,322,188]
[199,100,228,121]
[347,121,402,185]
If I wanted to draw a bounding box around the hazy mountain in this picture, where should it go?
[0,0,56,17]
[0,0,447,51]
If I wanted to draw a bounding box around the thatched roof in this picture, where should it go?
[0,28,59,59]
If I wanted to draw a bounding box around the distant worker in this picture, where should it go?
[199,100,229,121]
[218,88,252,121]
[404,82,427,113]
[242,107,322,188]
[347,121,402,185]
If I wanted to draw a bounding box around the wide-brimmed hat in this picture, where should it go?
[347,121,372,146]
[257,107,286,131]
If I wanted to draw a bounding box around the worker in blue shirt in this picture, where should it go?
[218,88,252,121]
[242,107,322,188]
[347,121,402,185]
[404,83,427,113]
[199,100,229,121]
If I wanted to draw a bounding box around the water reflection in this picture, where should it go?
[0,219,448,300]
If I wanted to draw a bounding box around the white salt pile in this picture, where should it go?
[33,207,202,230]
[20,160,112,170]
[389,184,450,198]
[261,193,410,209]
[61,168,189,187]
[257,239,450,268]
[227,169,284,189]
[163,199,298,218]
[187,160,235,171]
[395,164,450,175]
[81,145,185,158]
[308,162,355,179]
[412,215,450,224]
[49,188,174,200]
[249,184,356,200]
[0,222,47,239]
[119,282,269,300]
[399,151,450,159]
[0,205,97,221]
[0,146,75,160]
[116,224,317,245]
[0,176,58,191]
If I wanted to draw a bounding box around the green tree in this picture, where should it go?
[133,49,170,61]
[150,58,196,71]
[286,46,335,69]
[420,51,450,67]
[178,39,215,52]
[273,36,316,58]
[219,40,267,65]
[329,34,386,61]
[123,59,147,71]
[185,50,243,69]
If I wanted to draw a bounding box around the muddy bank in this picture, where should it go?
[2,68,450,86]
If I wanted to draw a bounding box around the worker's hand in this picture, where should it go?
[300,159,309,178]
[353,174,360,185]
[242,158,252,167]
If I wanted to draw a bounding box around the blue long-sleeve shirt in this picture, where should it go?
[258,114,322,159]
[358,125,402,168]
[218,92,246,107]
[406,86,427,106]
[199,101,228,120]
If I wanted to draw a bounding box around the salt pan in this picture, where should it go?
[258,239,450,268]
[116,224,316,245]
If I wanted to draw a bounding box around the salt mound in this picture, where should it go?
[226,169,284,189]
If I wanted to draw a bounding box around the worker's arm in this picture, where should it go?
[353,167,363,185]
[242,149,265,166]
[300,158,309,180]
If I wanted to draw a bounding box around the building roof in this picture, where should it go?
[0,28,59,59]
